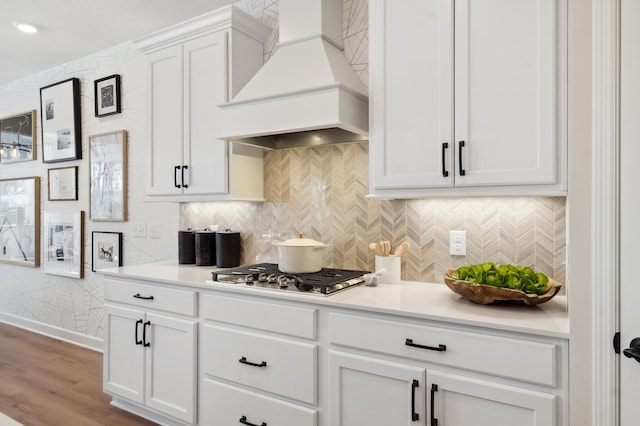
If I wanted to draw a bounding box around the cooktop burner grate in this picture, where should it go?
[211,263,369,295]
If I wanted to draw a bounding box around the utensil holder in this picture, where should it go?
[374,255,401,284]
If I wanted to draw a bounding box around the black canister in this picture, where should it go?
[195,230,216,266]
[215,229,241,268]
[178,229,196,264]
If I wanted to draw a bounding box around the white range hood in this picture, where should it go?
[217,0,368,149]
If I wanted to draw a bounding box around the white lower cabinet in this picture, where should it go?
[328,312,566,426]
[202,378,317,426]
[103,280,197,425]
[328,351,426,426]
[427,371,555,426]
[199,293,319,426]
[103,280,567,426]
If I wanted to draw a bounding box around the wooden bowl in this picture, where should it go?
[444,268,562,305]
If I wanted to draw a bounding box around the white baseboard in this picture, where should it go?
[0,313,103,352]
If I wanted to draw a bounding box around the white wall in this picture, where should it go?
[0,42,179,348]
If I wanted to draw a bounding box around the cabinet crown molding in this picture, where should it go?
[133,5,271,53]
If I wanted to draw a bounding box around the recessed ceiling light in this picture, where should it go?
[13,21,38,34]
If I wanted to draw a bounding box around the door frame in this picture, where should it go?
[592,0,620,425]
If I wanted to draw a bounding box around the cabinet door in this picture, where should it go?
[147,45,184,195]
[454,0,557,187]
[103,304,145,404]
[427,371,555,426]
[328,351,426,426]
[183,31,230,195]
[370,0,454,190]
[145,313,197,423]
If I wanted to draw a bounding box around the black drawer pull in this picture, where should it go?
[441,142,449,177]
[411,379,420,421]
[239,416,266,426]
[458,140,466,176]
[143,321,151,347]
[181,164,189,188]
[133,293,154,300]
[174,165,181,188]
[239,356,267,368]
[430,383,439,426]
[405,338,446,352]
[135,319,143,345]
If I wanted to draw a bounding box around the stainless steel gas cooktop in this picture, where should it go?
[210,263,369,296]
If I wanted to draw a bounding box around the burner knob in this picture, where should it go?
[277,275,289,289]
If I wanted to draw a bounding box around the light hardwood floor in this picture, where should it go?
[0,322,157,426]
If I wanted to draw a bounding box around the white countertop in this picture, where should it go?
[101,260,569,339]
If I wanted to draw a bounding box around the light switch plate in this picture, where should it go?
[449,230,466,256]
[134,223,147,238]
[149,223,161,239]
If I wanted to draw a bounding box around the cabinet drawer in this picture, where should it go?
[201,378,317,426]
[104,279,197,317]
[201,325,317,404]
[330,313,558,387]
[201,293,316,339]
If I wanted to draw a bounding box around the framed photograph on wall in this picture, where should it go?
[40,78,81,163]
[89,130,127,221]
[42,210,84,278]
[0,176,40,267]
[0,110,37,164]
[48,166,78,201]
[94,74,121,117]
[92,231,122,272]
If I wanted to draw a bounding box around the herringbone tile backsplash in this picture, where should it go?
[181,142,566,284]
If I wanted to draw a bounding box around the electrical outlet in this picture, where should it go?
[134,223,147,238]
[149,223,161,239]
[449,230,466,256]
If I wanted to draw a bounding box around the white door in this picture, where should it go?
[370,0,454,190]
[454,0,557,187]
[147,45,184,195]
[183,31,230,195]
[427,371,555,426]
[328,351,426,426]
[145,312,197,423]
[620,0,640,422]
[103,304,145,404]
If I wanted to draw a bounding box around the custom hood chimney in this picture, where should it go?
[217,0,368,149]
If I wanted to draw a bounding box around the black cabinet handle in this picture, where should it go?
[411,379,420,421]
[135,319,143,345]
[174,165,181,188]
[239,356,267,368]
[623,337,640,363]
[430,383,439,426]
[405,338,446,352]
[133,293,154,300]
[181,165,189,188]
[239,415,266,426]
[458,141,466,176]
[143,321,151,347]
[441,142,449,177]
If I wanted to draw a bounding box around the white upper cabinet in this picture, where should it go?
[135,6,270,202]
[369,0,567,198]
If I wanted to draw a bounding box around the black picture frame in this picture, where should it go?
[39,78,82,163]
[92,231,123,272]
[94,74,121,117]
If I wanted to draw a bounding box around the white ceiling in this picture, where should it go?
[0,0,236,86]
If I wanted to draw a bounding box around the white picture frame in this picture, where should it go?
[42,211,84,278]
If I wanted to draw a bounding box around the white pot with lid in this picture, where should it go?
[274,235,330,274]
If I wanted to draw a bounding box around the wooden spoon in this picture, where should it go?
[393,241,410,256]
